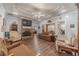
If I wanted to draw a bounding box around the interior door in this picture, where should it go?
[47,24,55,32]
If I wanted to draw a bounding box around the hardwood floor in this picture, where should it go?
[22,34,58,56]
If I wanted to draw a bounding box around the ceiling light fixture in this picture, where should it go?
[33,12,45,18]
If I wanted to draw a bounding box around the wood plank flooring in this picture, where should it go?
[22,34,58,56]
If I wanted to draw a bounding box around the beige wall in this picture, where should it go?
[40,10,78,47]
[0,4,5,38]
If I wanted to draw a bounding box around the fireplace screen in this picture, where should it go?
[22,31,31,36]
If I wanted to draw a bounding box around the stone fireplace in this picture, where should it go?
[21,28,33,39]
[22,31,32,36]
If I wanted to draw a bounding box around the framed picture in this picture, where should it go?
[70,24,75,28]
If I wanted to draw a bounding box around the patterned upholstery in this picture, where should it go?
[10,31,21,42]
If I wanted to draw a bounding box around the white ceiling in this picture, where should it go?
[2,3,77,22]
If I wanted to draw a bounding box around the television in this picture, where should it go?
[22,19,32,26]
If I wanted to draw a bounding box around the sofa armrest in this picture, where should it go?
[7,42,21,50]
[8,53,14,56]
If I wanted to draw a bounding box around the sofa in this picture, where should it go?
[0,38,37,56]
[38,32,52,41]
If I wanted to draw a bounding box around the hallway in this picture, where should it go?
[22,35,58,56]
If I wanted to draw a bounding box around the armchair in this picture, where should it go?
[0,38,37,56]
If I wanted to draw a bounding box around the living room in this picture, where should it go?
[0,3,79,56]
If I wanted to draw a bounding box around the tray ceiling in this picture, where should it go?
[2,3,77,22]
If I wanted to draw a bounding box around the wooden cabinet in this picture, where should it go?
[10,24,17,31]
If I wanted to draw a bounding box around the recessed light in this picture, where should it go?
[12,12,18,15]
[61,9,66,13]
[65,15,69,18]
